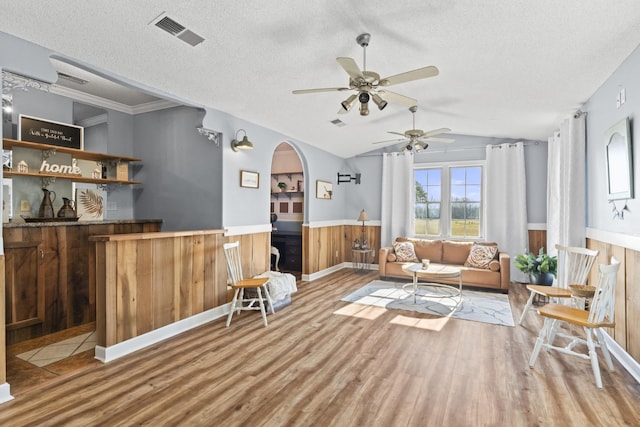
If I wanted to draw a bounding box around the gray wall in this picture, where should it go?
[133,106,222,231]
[583,43,640,235]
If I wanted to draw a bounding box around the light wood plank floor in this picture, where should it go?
[1,269,639,426]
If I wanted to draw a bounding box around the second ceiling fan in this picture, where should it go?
[292,33,439,116]
[373,106,454,152]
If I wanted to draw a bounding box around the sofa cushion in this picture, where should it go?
[442,241,474,264]
[464,244,498,269]
[397,237,443,262]
[392,241,418,262]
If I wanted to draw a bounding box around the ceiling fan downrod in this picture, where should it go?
[356,33,370,72]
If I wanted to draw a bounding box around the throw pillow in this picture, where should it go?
[387,252,397,262]
[464,244,498,269]
[488,260,500,272]
[392,241,419,262]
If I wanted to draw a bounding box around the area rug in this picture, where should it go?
[341,280,515,327]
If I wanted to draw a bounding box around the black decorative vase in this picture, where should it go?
[530,272,554,286]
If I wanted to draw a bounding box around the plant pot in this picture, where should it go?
[530,272,554,286]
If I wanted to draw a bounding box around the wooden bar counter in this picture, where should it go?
[3,219,162,345]
[89,229,227,353]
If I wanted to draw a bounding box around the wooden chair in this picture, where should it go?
[519,244,598,325]
[270,246,280,271]
[223,241,274,327]
[529,257,620,389]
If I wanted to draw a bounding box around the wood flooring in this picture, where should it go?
[1,269,639,426]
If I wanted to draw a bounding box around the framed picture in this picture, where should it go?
[18,114,84,150]
[3,178,12,222]
[316,180,333,199]
[240,170,259,188]
[73,183,106,221]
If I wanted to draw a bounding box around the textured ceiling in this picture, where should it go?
[2,1,640,158]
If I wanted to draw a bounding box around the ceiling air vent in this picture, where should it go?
[330,118,346,127]
[57,72,88,85]
[151,13,204,47]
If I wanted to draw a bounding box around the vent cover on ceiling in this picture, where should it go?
[57,72,88,85]
[151,13,205,47]
[330,118,346,127]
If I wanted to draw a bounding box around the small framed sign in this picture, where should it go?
[19,114,84,149]
[316,180,333,199]
[240,170,259,188]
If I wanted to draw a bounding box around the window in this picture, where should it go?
[414,164,483,238]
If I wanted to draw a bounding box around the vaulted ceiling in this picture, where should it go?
[3,1,640,158]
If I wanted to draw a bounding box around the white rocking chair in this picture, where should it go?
[519,244,598,325]
[529,257,620,389]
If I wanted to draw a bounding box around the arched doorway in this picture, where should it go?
[270,142,304,277]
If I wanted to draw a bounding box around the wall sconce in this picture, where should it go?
[337,172,361,185]
[231,129,254,152]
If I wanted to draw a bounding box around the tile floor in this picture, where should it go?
[6,323,102,396]
[16,331,96,367]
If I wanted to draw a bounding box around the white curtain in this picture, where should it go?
[380,152,414,247]
[546,114,586,255]
[485,142,529,282]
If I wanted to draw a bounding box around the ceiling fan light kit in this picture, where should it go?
[292,33,439,116]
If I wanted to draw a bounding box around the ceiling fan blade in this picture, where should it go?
[423,127,452,138]
[380,66,439,86]
[336,57,364,81]
[422,136,455,143]
[378,90,417,108]
[372,138,405,145]
[387,131,406,137]
[292,87,350,94]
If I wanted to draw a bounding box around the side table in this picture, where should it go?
[351,248,374,273]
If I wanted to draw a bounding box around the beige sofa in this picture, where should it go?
[379,237,511,292]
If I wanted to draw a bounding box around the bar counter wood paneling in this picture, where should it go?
[89,229,228,349]
[2,220,162,345]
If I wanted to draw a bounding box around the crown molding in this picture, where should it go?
[76,113,108,128]
[49,84,178,115]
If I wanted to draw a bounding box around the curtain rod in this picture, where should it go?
[356,141,541,157]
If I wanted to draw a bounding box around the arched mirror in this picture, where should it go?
[605,117,634,200]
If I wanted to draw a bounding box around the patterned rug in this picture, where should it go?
[341,280,515,327]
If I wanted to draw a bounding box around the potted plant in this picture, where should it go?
[514,247,558,285]
[277,182,287,192]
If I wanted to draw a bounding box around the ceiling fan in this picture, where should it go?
[373,106,454,152]
[292,33,439,116]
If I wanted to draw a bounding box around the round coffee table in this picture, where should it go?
[401,263,463,304]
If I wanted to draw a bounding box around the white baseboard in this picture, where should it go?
[603,331,640,384]
[95,304,230,363]
[0,383,14,404]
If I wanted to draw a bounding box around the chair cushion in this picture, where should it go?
[392,241,419,262]
[464,244,498,269]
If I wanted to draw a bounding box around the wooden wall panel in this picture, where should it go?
[528,230,547,253]
[303,225,381,275]
[0,254,5,385]
[626,248,640,362]
[92,230,228,348]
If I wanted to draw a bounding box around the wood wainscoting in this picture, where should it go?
[90,230,229,349]
[303,224,381,276]
[528,229,547,253]
[587,238,640,365]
